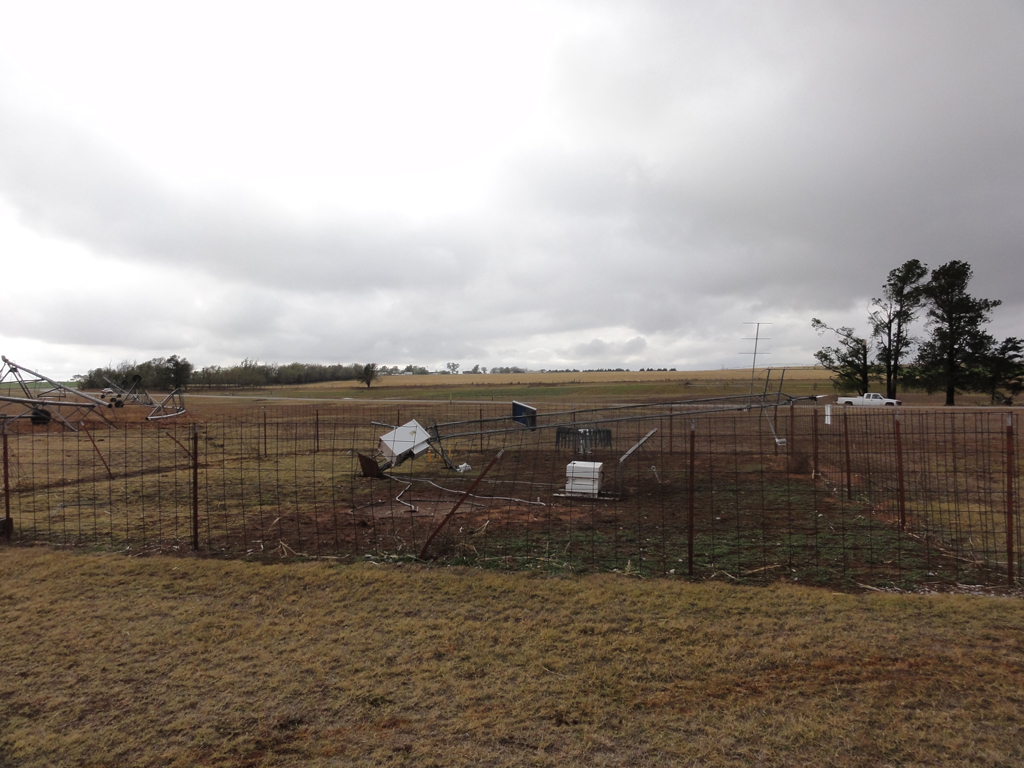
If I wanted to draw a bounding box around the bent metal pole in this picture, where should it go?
[419,449,504,560]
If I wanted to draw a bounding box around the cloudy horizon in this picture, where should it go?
[1,0,1022,379]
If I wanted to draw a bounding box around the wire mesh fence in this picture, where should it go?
[2,402,1019,588]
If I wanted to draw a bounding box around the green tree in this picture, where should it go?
[974,337,1024,405]
[165,355,193,390]
[870,259,928,399]
[79,355,193,391]
[358,363,380,389]
[234,358,271,388]
[915,261,1000,406]
[811,318,874,394]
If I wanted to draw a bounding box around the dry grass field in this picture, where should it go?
[193,366,832,401]
[2,548,1023,767]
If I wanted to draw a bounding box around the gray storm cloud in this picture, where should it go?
[0,0,1022,374]
[0,106,482,295]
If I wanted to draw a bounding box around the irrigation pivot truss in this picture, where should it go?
[0,356,185,430]
[0,356,114,431]
[101,374,186,420]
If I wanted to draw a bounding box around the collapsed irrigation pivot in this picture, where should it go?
[0,356,186,430]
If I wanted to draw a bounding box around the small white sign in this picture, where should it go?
[825,404,832,425]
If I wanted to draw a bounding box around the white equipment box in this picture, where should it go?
[379,420,432,465]
[565,461,603,497]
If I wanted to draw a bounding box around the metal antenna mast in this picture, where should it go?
[741,322,772,394]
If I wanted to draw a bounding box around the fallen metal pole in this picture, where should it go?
[80,422,115,480]
[419,449,504,560]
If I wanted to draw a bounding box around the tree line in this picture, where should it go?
[190,359,377,388]
[813,260,1022,405]
[76,358,385,390]
[76,356,194,391]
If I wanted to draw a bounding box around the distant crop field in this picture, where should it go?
[181,365,970,410]
[302,366,834,387]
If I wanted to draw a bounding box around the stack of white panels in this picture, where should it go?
[565,461,603,497]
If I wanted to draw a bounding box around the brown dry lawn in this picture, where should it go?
[2,548,1023,767]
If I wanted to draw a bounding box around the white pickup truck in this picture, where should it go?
[836,393,901,407]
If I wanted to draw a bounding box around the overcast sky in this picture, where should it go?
[1,0,1022,378]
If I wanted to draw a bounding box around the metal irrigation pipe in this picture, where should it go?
[433,396,820,441]
[428,392,817,432]
[411,477,547,506]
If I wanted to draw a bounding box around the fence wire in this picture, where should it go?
[2,403,1019,588]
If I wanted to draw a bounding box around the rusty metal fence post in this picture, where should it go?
[2,428,11,541]
[895,413,906,531]
[192,423,200,552]
[1007,415,1016,586]
[687,420,695,576]
[812,407,819,478]
[843,410,852,500]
